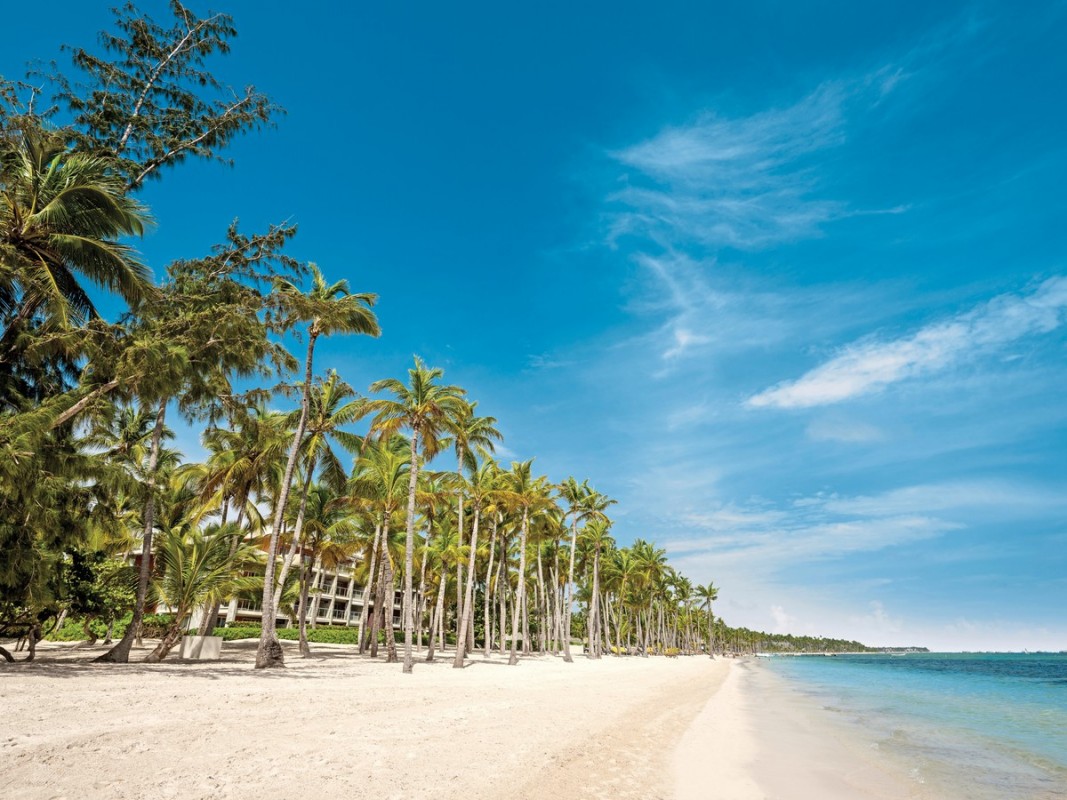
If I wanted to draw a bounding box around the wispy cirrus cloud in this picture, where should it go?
[748,276,1067,409]
[663,477,1063,579]
[607,83,852,251]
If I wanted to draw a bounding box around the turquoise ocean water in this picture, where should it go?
[765,653,1067,798]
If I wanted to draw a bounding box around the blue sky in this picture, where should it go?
[10,1,1067,650]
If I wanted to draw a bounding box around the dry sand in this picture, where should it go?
[1,640,943,800]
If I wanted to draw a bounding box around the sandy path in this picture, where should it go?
[1,641,728,800]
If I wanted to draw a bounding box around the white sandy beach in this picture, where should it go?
[2,641,943,800]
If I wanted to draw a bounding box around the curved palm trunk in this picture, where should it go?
[497,543,508,656]
[455,446,466,645]
[535,548,547,654]
[402,426,421,673]
[452,504,482,668]
[357,522,383,654]
[297,553,312,657]
[145,618,185,663]
[482,516,498,658]
[416,522,432,650]
[257,329,319,669]
[563,513,580,662]
[369,539,388,658]
[588,548,601,659]
[707,606,716,658]
[381,543,398,663]
[273,455,318,618]
[508,508,529,666]
[426,567,447,662]
[96,398,167,664]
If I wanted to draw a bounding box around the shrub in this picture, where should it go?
[210,624,361,645]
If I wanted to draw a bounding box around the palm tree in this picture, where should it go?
[414,469,450,650]
[257,264,378,669]
[579,518,615,658]
[501,459,552,666]
[182,402,289,634]
[694,581,719,658]
[452,453,500,667]
[445,401,501,647]
[288,482,356,657]
[632,539,668,656]
[424,517,466,661]
[347,435,410,658]
[271,371,363,617]
[558,478,614,662]
[145,522,259,662]
[0,127,152,347]
[365,357,465,674]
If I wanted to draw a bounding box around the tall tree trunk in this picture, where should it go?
[370,521,390,658]
[381,528,398,664]
[452,504,482,668]
[298,552,312,657]
[401,426,420,673]
[357,522,383,654]
[369,550,386,661]
[600,591,610,658]
[482,517,498,658]
[508,509,529,666]
[498,552,508,657]
[535,547,547,654]
[273,455,318,618]
[257,329,319,669]
[454,446,466,645]
[564,514,580,662]
[588,549,601,659]
[416,522,432,651]
[96,398,167,663]
[426,569,447,662]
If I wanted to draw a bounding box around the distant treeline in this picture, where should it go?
[713,622,929,654]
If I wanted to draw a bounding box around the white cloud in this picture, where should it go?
[608,83,849,251]
[770,604,796,634]
[823,480,1067,518]
[748,276,1067,409]
[850,601,903,635]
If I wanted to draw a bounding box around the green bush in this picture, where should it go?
[211,624,361,645]
[47,617,108,641]
[141,614,177,637]
[45,611,176,642]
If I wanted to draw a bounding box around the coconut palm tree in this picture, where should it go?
[452,453,500,667]
[0,127,152,348]
[364,357,465,674]
[271,371,363,617]
[632,539,668,656]
[445,401,501,645]
[288,482,356,657]
[346,435,410,658]
[694,581,719,658]
[414,469,450,650]
[578,518,614,658]
[500,459,552,666]
[558,478,615,662]
[257,264,378,669]
[145,522,260,662]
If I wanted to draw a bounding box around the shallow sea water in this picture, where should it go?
[765,653,1067,799]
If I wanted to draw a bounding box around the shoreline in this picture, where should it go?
[3,640,956,799]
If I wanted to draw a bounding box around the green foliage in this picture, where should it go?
[47,1,282,191]
[46,611,175,641]
[212,624,361,645]
[62,549,136,627]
